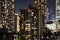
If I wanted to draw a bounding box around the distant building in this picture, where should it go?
[0,0,15,32]
[56,0,60,30]
[0,0,15,40]
[19,0,46,40]
[34,0,47,40]
[19,7,39,40]
[15,13,20,33]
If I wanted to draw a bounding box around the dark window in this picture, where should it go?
[46,21,53,24]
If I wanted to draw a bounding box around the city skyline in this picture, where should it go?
[0,0,60,40]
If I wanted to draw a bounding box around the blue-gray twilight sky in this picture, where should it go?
[15,0,34,13]
[15,0,56,13]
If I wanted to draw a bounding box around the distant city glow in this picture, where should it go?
[46,23,56,31]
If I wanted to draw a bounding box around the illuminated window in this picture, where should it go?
[25,35,30,37]
[34,22,36,23]
[34,31,37,35]
[41,0,44,2]
[41,4,44,7]
[5,4,7,7]
[34,16,36,19]
[26,20,30,22]
[25,24,30,31]
[32,27,37,29]
[12,0,14,2]
[22,24,24,29]
[12,4,14,8]
[31,12,34,16]
[35,1,38,4]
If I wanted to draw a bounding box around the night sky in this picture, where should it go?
[15,0,56,13]
[47,0,56,9]
[15,0,34,13]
